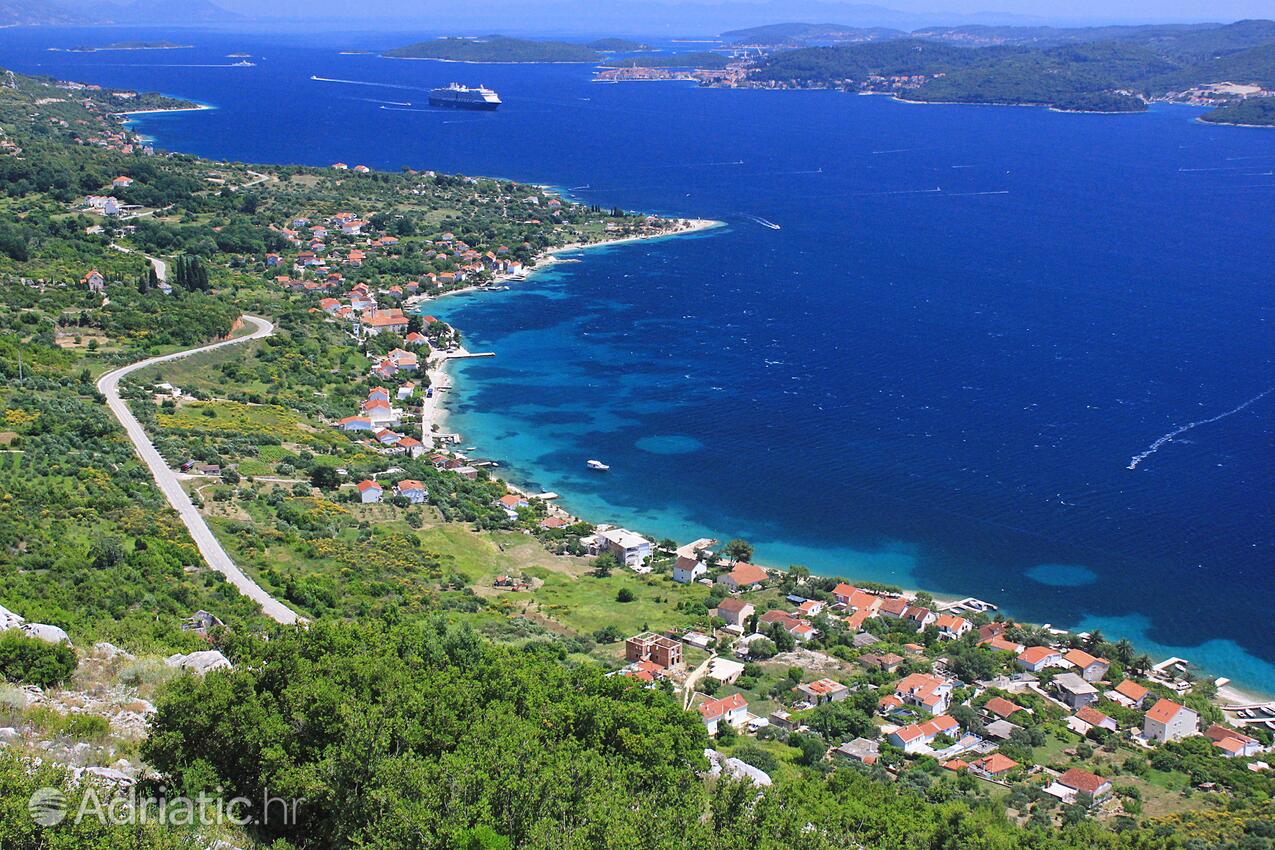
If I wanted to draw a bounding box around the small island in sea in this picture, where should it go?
[383,35,602,64]
[61,41,194,53]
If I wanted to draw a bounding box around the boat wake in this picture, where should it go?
[364,98,412,106]
[743,215,781,230]
[1127,387,1274,470]
[311,75,421,92]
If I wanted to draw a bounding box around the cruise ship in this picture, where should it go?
[427,84,501,111]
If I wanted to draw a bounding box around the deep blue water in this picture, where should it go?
[4,27,1272,691]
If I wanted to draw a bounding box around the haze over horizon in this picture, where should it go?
[69,0,1275,34]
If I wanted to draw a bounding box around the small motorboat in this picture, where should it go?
[586,459,610,471]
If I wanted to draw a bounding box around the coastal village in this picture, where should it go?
[1,66,1273,843]
[113,158,1272,824]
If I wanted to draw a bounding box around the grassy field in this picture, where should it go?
[525,566,711,638]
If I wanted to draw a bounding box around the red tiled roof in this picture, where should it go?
[985,696,1022,719]
[1075,706,1110,727]
[1018,645,1059,665]
[1146,698,1188,724]
[973,753,1019,775]
[1114,679,1149,702]
[726,563,768,586]
[1058,767,1109,795]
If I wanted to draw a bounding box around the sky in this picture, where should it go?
[201,0,1275,31]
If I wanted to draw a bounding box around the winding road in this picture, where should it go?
[97,315,304,625]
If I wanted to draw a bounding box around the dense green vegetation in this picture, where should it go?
[383,35,601,63]
[0,632,76,686]
[1201,95,1275,124]
[746,20,1275,120]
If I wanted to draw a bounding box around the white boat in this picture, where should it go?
[586,460,610,471]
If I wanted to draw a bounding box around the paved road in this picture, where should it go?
[97,315,304,625]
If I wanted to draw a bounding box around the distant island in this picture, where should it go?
[383,35,601,64]
[718,19,1275,124]
[61,41,194,53]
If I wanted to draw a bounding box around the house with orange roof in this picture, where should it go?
[337,415,372,432]
[888,714,959,753]
[1143,698,1198,743]
[795,599,824,618]
[1049,767,1112,802]
[397,436,424,458]
[984,696,1025,720]
[1072,706,1118,734]
[985,635,1025,655]
[363,312,409,336]
[717,562,768,592]
[969,753,1019,777]
[757,609,816,642]
[831,582,857,605]
[942,758,969,772]
[903,605,936,630]
[404,331,429,347]
[394,480,427,504]
[878,596,909,619]
[356,480,382,504]
[81,269,105,292]
[794,678,849,706]
[844,609,874,631]
[935,614,972,639]
[1204,724,1261,758]
[1064,648,1110,682]
[891,672,953,715]
[1110,679,1150,708]
[698,693,748,735]
[1016,645,1064,672]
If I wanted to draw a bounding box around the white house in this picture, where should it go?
[698,693,748,736]
[672,554,707,584]
[356,480,383,503]
[1143,698,1198,743]
[597,528,651,568]
[394,480,427,504]
[888,715,959,754]
[713,597,754,628]
[1016,645,1065,672]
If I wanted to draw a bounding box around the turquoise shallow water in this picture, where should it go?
[3,26,1272,693]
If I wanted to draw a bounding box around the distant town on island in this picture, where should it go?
[377,21,1275,124]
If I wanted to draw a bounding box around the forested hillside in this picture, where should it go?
[745,20,1275,120]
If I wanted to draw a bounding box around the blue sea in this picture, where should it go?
[4,26,1272,692]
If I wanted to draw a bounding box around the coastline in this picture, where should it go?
[414,216,1275,705]
[417,216,724,444]
[114,103,216,118]
[71,61,1272,703]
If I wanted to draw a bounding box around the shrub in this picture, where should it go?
[0,632,76,687]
